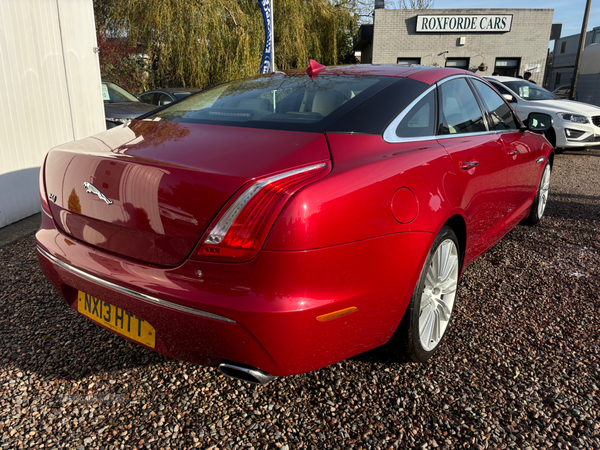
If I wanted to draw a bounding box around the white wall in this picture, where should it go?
[0,0,105,228]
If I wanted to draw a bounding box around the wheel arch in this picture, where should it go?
[547,149,555,168]
[443,214,467,273]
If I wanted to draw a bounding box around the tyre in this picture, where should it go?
[391,226,460,362]
[525,161,551,225]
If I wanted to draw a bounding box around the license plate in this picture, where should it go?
[77,291,156,348]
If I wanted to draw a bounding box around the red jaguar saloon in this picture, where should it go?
[37,63,553,384]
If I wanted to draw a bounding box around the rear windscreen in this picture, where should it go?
[145,74,396,132]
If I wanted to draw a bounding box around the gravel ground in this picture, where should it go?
[1,148,599,450]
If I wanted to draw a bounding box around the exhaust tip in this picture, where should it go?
[219,363,277,385]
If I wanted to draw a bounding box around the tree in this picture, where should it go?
[398,0,434,8]
[93,0,360,92]
[96,31,151,94]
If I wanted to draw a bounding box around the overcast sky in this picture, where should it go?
[432,0,599,39]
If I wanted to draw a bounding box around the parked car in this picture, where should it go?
[102,80,156,129]
[38,64,554,384]
[485,76,600,150]
[552,84,572,100]
[139,88,201,107]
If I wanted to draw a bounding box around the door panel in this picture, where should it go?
[469,78,540,228]
[437,135,508,263]
[498,131,541,223]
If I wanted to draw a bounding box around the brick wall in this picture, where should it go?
[372,9,554,84]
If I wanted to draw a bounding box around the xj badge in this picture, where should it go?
[83,182,113,205]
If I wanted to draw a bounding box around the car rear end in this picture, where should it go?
[36,68,432,377]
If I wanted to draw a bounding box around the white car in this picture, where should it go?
[485,76,600,151]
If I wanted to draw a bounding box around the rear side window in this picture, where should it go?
[139,93,155,105]
[471,79,518,131]
[146,74,391,132]
[157,93,174,106]
[439,78,487,135]
[396,90,436,138]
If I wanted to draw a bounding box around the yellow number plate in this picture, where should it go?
[77,291,156,348]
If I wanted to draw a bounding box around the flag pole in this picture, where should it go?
[271,0,275,72]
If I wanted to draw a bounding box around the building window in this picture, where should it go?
[494,58,520,77]
[397,58,421,66]
[445,58,469,69]
[561,41,567,53]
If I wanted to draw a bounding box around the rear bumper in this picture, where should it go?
[36,212,432,376]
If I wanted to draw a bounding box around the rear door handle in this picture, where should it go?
[460,161,479,170]
[508,149,519,156]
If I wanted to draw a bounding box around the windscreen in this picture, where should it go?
[145,74,393,132]
[503,81,558,101]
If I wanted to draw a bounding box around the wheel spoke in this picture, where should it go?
[420,292,433,314]
[440,250,458,284]
[437,299,453,321]
[419,305,434,340]
[425,268,436,289]
[439,274,457,295]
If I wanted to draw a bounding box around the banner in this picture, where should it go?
[259,0,273,74]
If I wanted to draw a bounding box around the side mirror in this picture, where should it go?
[503,94,516,103]
[527,112,552,132]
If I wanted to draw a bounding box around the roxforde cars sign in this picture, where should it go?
[416,15,513,32]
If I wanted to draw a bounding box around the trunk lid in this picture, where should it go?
[45,121,330,266]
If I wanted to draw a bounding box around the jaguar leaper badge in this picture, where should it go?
[83,182,113,205]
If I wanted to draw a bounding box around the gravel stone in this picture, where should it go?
[1,148,599,449]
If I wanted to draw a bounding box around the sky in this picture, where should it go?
[432,0,599,39]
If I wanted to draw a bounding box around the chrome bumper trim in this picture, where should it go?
[37,246,236,324]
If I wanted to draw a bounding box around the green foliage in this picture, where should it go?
[97,32,156,94]
[93,0,360,91]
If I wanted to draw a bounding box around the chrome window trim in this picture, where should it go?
[383,74,496,144]
[37,246,236,324]
[383,84,437,143]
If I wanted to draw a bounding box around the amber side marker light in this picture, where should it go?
[316,307,358,322]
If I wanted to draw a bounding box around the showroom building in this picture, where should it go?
[356,8,555,84]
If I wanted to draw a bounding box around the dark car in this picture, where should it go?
[39,64,554,384]
[102,80,157,129]
[139,88,201,107]
[552,84,572,100]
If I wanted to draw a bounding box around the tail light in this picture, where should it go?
[39,162,51,215]
[194,162,330,262]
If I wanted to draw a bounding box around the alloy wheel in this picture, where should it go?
[419,239,459,351]
[538,164,551,219]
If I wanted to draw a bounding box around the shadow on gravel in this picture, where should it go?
[559,149,600,157]
[544,197,600,220]
[347,343,395,365]
[0,238,171,381]
[1,287,171,381]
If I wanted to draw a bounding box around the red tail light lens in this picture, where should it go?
[196,162,330,262]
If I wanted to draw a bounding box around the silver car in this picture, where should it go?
[485,76,600,151]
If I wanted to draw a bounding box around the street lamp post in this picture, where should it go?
[570,0,593,100]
